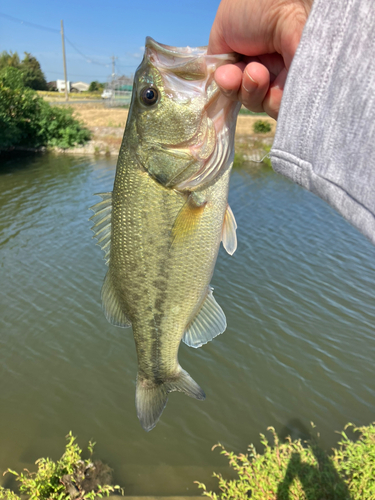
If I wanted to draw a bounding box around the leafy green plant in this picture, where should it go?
[196,423,375,500]
[88,81,104,92]
[37,102,91,149]
[1,432,123,500]
[333,423,375,499]
[0,67,91,150]
[0,51,47,90]
[261,144,272,169]
[253,120,272,134]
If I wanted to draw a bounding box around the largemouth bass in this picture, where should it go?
[90,38,240,431]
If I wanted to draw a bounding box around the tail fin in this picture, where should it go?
[136,369,205,432]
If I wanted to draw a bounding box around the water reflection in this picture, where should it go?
[0,153,374,495]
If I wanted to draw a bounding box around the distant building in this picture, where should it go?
[56,79,71,92]
[71,81,90,92]
[47,81,57,91]
[107,75,133,91]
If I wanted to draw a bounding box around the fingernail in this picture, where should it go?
[243,69,258,93]
[218,85,234,98]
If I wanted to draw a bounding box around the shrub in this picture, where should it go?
[0,432,123,500]
[88,81,104,92]
[253,120,272,134]
[0,67,91,150]
[195,423,375,500]
[0,51,47,90]
[333,423,375,499]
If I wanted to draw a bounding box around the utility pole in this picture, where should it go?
[61,20,69,102]
[111,55,117,79]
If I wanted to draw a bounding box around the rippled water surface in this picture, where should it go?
[0,153,374,495]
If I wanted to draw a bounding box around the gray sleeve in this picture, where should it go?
[270,0,375,245]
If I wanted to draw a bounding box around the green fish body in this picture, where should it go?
[91,38,240,431]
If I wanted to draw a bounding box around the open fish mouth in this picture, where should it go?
[143,38,241,191]
[144,37,233,77]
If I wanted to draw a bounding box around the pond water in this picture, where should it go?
[0,152,374,496]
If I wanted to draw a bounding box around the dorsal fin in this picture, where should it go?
[89,193,112,265]
[222,203,237,255]
[182,287,226,348]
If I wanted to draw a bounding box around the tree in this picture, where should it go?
[88,81,104,92]
[0,51,20,70]
[0,67,91,150]
[0,51,47,90]
[89,80,100,91]
[20,52,47,90]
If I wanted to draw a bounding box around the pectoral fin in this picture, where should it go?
[182,287,227,348]
[222,204,237,255]
[171,193,207,248]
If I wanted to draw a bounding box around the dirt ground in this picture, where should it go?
[58,102,276,156]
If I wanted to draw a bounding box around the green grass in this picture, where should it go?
[37,91,102,100]
[253,119,272,134]
[239,106,267,116]
[0,432,123,500]
[195,423,375,500]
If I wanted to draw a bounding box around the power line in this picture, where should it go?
[65,36,110,67]
[0,11,136,77]
[46,70,108,78]
[0,11,111,68]
[0,12,59,33]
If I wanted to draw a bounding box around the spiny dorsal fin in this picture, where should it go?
[89,192,112,265]
[182,287,226,348]
[101,271,132,328]
[222,203,237,255]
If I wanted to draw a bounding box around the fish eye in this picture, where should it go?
[140,87,159,106]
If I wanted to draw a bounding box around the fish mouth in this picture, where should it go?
[142,38,241,191]
[145,37,208,58]
[145,37,239,80]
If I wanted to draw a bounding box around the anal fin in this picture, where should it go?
[101,271,131,328]
[182,287,226,348]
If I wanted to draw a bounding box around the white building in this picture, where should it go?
[56,79,71,92]
[71,81,90,92]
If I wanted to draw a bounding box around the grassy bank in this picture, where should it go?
[196,423,375,500]
[50,102,276,157]
[0,424,374,499]
[37,91,103,101]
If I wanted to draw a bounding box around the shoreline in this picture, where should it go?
[1,102,276,158]
[59,104,276,157]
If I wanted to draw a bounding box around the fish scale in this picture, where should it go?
[90,37,240,431]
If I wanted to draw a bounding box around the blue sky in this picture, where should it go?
[0,0,220,84]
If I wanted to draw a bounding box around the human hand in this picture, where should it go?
[208,0,313,119]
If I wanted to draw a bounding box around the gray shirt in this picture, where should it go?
[270,0,375,245]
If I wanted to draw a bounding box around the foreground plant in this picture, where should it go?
[253,119,272,134]
[195,423,375,500]
[0,67,91,150]
[0,432,123,500]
